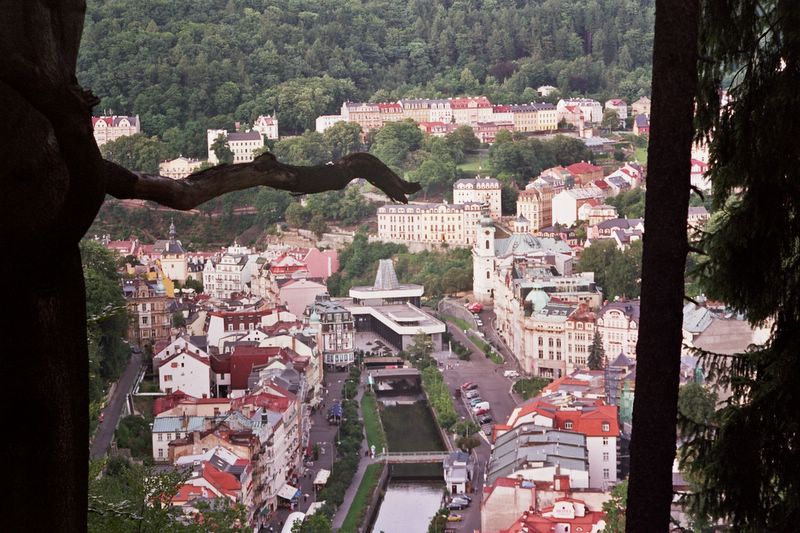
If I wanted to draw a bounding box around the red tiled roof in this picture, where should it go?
[231,390,291,412]
[229,346,285,390]
[202,462,241,497]
[554,405,619,437]
[567,162,603,175]
[158,347,210,368]
[542,376,590,394]
[593,179,610,190]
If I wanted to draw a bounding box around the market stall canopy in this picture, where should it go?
[313,469,331,486]
[277,483,301,501]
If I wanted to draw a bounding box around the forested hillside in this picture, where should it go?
[79,0,654,156]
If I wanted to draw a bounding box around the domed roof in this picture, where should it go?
[525,289,551,312]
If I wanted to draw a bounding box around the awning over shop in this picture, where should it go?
[305,501,325,517]
[277,483,301,501]
[313,469,331,486]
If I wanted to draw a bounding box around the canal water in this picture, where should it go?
[370,481,443,533]
[370,401,446,533]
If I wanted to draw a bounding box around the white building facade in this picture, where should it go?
[92,115,141,146]
[452,176,502,219]
[207,130,265,164]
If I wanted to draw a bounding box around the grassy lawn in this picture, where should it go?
[443,314,473,332]
[361,392,387,452]
[513,377,552,400]
[457,154,490,173]
[132,396,155,421]
[340,463,383,533]
[634,146,648,164]
[468,334,504,365]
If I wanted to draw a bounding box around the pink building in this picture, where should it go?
[278,278,329,317]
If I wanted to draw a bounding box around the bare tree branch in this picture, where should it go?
[104,152,421,210]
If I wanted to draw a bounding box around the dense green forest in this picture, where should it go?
[79,0,654,156]
[327,232,473,297]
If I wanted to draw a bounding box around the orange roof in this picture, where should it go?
[554,405,619,437]
[202,462,241,497]
[542,376,590,394]
[567,162,603,175]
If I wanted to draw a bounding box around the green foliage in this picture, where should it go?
[370,120,424,172]
[678,2,800,529]
[577,239,642,300]
[361,392,387,452]
[101,133,171,174]
[274,131,332,165]
[512,377,551,400]
[452,420,479,438]
[318,399,364,514]
[602,109,621,130]
[308,213,328,239]
[294,513,332,533]
[408,331,434,362]
[419,365,458,430]
[339,463,383,533]
[183,277,203,294]
[79,0,654,150]
[254,188,292,225]
[601,479,627,532]
[606,187,646,219]
[327,232,472,298]
[677,382,717,428]
[81,241,130,410]
[456,434,481,452]
[115,415,152,459]
[489,135,594,187]
[501,185,518,215]
[588,330,605,370]
[171,311,186,328]
[428,508,450,533]
[323,121,363,160]
[210,134,233,165]
[89,457,247,532]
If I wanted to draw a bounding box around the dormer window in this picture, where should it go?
[602,422,610,432]
[565,421,573,430]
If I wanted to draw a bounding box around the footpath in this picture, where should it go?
[331,383,367,530]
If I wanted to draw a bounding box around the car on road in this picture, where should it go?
[503,370,520,379]
[461,382,478,391]
[478,414,493,424]
[447,501,468,510]
[451,497,470,507]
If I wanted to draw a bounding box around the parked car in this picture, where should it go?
[503,370,520,378]
[451,497,470,507]
[461,382,478,391]
[453,494,472,503]
[448,501,467,510]
[478,414,493,424]
[473,407,490,417]
[469,397,484,407]
[472,401,490,411]
[465,389,480,399]
[447,513,463,522]
[483,425,493,436]
[475,319,483,327]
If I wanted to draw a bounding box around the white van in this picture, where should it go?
[472,401,490,413]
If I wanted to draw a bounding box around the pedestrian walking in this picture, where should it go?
[304,493,309,502]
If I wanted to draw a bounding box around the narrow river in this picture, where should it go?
[370,402,446,533]
[371,481,443,533]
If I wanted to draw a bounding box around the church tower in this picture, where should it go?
[473,203,496,304]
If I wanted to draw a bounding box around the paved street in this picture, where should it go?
[90,350,142,459]
[434,315,524,533]
[261,370,357,532]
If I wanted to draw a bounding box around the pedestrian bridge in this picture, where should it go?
[372,451,450,464]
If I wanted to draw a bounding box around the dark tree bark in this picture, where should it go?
[0,3,419,531]
[626,0,699,531]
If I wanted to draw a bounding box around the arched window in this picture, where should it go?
[485,240,490,249]
[486,271,490,279]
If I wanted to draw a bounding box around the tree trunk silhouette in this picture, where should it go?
[625,0,698,531]
[0,3,419,531]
